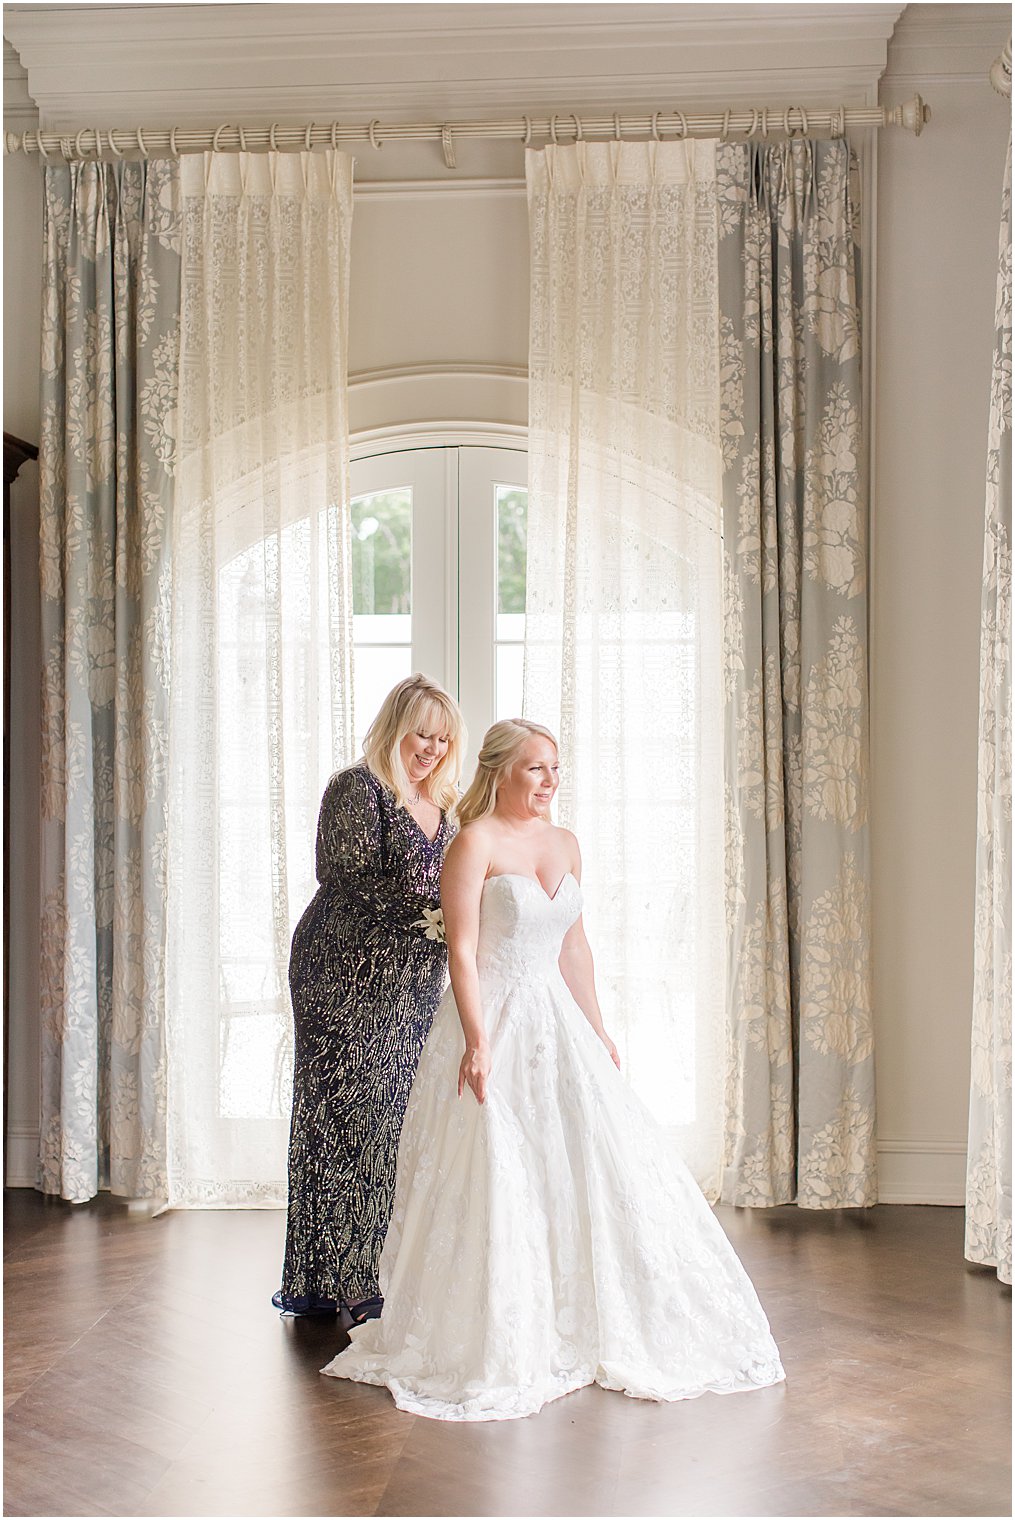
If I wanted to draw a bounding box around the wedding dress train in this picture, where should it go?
[321,871,785,1421]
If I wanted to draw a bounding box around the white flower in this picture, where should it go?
[411,907,446,943]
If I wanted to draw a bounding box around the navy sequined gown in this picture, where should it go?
[274,764,453,1314]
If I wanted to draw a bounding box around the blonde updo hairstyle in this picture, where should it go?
[361,674,466,817]
[457,718,559,828]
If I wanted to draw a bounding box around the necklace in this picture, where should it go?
[409,788,422,805]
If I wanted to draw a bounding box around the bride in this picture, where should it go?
[321,719,785,1421]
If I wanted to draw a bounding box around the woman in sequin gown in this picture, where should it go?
[273,676,465,1322]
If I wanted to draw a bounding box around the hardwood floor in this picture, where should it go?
[3,1192,1010,1518]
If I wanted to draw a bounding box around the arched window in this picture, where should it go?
[348,442,528,746]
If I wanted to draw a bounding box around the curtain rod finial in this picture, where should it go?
[888,95,930,136]
[989,38,1012,98]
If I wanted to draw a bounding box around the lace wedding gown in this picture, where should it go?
[321,872,785,1421]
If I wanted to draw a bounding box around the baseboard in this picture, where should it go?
[5,1124,39,1188]
[3,1128,969,1204]
[876,1139,967,1205]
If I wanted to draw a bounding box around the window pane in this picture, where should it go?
[496,611,525,643]
[354,613,411,646]
[352,489,412,615]
[496,485,527,615]
[351,487,412,750]
[496,484,527,722]
[495,643,524,722]
[354,644,413,752]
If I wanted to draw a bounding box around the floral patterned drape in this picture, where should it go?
[38,160,181,1202]
[965,139,1012,1285]
[717,140,876,1208]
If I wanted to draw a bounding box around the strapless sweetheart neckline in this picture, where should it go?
[482,870,576,904]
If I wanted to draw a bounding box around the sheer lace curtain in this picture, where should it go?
[523,141,725,1193]
[167,151,356,1206]
[966,138,1012,1285]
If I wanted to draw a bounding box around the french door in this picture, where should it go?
[349,444,528,759]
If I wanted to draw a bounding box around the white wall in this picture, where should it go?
[3,5,1010,1198]
[871,30,1009,1202]
[348,180,530,437]
[4,147,42,1187]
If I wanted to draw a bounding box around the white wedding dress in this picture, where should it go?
[321,872,785,1421]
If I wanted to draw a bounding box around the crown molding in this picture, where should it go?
[3,38,38,127]
[4,3,905,131]
[884,2,1011,84]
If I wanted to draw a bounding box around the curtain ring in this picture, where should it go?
[549,114,559,144]
[747,108,759,139]
[571,112,582,141]
[75,128,89,158]
[760,107,770,139]
[782,108,792,138]
[135,127,148,156]
[798,107,809,138]
[305,121,315,152]
[60,135,73,160]
[522,115,533,147]
[651,110,661,141]
[170,126,180,157]
[831,106,845,139]
[440,124,456,169]
[238,125,247,151]
[674,109,688,139]
[108,128,124,158]
[368,119,381,151]
[720,109,731,143]
[95,129,104,158]
[213,124,227,152]
[613,112,622,140]
[330,121,339,150]
[269,122,280,152]
[37,131,50,161]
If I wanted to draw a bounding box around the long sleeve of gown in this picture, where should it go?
[316,767,439,926]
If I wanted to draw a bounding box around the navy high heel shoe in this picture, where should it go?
[342,1294,383,1328]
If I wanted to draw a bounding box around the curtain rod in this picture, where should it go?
[4,97,930,168]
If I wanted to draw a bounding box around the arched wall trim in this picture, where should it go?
[347,365,528,452]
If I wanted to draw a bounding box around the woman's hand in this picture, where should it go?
[600,1031,621,1069]
[458,1043,491,1104]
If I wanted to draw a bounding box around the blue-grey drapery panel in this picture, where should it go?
[965,138,1012,1285]
[717,140,876,1208]
[38,160,181,1201]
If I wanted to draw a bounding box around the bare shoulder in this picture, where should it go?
[443,819,495,871]
[554,826,582,874]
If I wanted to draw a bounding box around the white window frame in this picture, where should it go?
[349,435,528,757]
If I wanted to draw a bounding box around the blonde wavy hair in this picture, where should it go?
[457,718,558,827]
[361,674,466,816]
